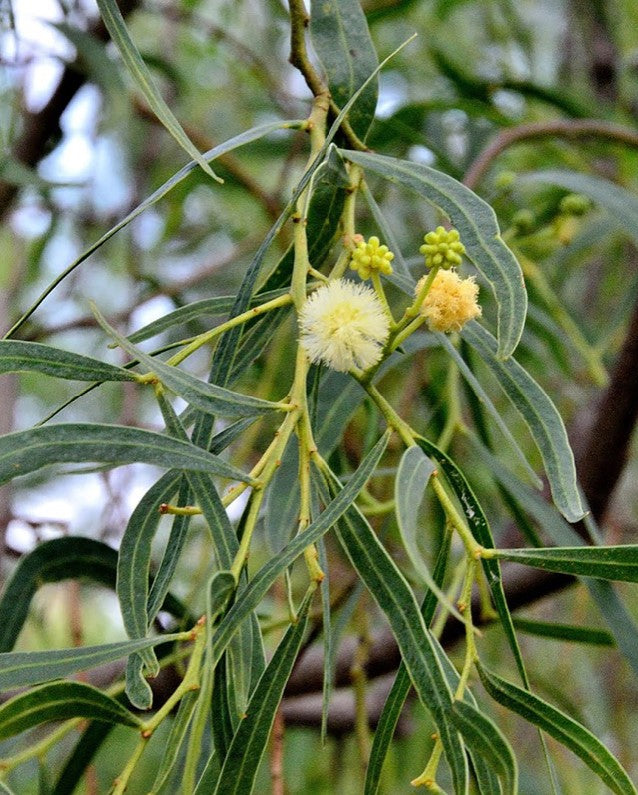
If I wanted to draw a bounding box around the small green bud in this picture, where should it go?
[494,170,516,190]
[559,193,591,216]
[350,235,394,280]
[419,226,466,270]
[511,209,535,234]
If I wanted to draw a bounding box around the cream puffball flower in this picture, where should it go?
[417,268,481,332]
[299,279,390,372]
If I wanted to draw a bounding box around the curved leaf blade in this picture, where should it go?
[310,0,379,139]
[213,590,313,794]
[0,681,140,741]
[0,634,183,692]
[0,340,136,383]
[461,320,584,522]
[478,663,637,795]
[95,0,221,183]
[342,149,528,357]
[0,423,252,487]
[490,544,638,583]
[448,700,518,795]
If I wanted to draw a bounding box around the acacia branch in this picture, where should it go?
[463,119,638,190]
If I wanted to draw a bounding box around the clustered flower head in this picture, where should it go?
[350,235,394,280]
[420,226,465,270]
[416,268,481,333]
[299,279,390,372]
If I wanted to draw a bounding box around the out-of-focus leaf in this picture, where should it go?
[0,682,140,740]
[310,0,378,139]
[95,0,222,182]
[342,150,527,358]
[478,663,637,795]
[0,340,137,382]
[0,423,251,487]
[461,321,584,522]
[519,170,638,249]
[512,617,613,646]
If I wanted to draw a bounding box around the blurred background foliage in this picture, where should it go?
[2,0,638,791]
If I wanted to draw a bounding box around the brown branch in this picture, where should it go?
[463,119,638,190]
[0,0,141,222]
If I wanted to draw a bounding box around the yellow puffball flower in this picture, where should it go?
[416,269,481,333]
[299,279,390,372]
[420,226,465,270]
[350,235,395,280]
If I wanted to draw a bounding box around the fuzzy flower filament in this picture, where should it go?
[416,269,481,333]
[350,235,395,280]
[299,279,390,372]
[420,226,465,270]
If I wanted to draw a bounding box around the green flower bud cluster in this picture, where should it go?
[350,236,395,279]
[559,193,591,216]
[419,226,466,269]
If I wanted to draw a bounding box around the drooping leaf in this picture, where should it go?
[461,320,584,522]
[342,150,528,358]
[212,589,313,794]
[0,340,137,383]
[95,0,222,183]
[448,700,518,795]
[211,433,389,666]
[0,681,141,741]
[92,303,285,419]
[478,663,637,795]
[320,473,468,793]
[0,634,184,691]
[489,544,638,583]
[364,532,451,795]
[0,423,251,488]
[310,0,379,139]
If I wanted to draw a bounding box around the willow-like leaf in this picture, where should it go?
[489,544,638,583]
[478,663,636,795]
[461,320,584,522]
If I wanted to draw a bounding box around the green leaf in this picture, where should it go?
[117,470,182,673]
[264,436,299,553]
[0,634,184,692]
[518,170,638,249]
[0,423,251,487]
[213,589,313,794]
[512,617,613,646]
[92,303,284,419]
[0,340,137,383]
[126,289,288,345]
[4,119,303,339]
[448,700,518,795]
[364,533,451,795]
[310,0,379,140]
[436,333,541,487]
[150,690,199,793]
[489,544,638,583]
[394,446,464,622]
[477,663,637,795]
[415,435,530,687]
[322,478,468,793]
[461,321,584,522]
[342,150,528,358]
[211,433,389,666]
[0,681,140,740]
[95,0,221,183]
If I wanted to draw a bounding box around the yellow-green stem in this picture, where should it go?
[436,358,460,452]
[167,292,293,367]
[430,473,483,558]
[360,382,416,448]
[402,264,440,325]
